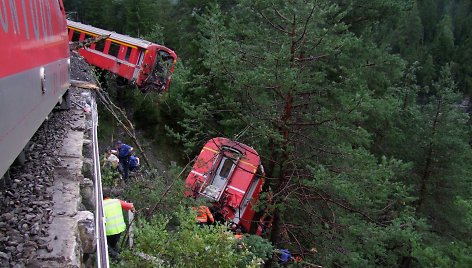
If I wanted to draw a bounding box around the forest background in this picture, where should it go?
[64,0,472,267]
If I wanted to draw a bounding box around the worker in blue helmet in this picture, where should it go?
[115,140,133,182]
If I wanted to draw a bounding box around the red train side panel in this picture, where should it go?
[66,20,177,93]
[0,0,70,178]
[185,137,266,233]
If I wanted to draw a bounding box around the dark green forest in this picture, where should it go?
[64,0,472,267]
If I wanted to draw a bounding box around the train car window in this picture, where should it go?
[72,31,81,42]
[84,34,93,42]
[157,50,174,72]
[95,40,106,52]
[125,47,132,61]
[108,42,120,57]
[218,158,234,179]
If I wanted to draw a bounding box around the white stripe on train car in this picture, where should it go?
[190,170,205,178]
[227,185,246,194]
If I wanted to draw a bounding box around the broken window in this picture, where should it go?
[95,40,106,52]
[108,42,120,58]
[219,158,233,179]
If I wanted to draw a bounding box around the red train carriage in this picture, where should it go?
[185,137,269,234]
[66,20,177,93]
[0,0,70,178]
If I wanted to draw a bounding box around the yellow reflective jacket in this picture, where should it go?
[104,199,126,236]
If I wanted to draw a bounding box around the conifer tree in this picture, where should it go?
[196,1,422,266]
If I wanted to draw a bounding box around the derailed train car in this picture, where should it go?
[66,20,177,93]
[185,137,270,234]
[0,0,70,178]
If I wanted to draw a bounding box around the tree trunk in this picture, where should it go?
[417,103,441,211]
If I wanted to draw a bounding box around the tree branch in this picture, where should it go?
[258,10,291,34]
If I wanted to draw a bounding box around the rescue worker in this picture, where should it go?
[129,155,140,172]
[276,249,292,265]
[194,205,214,226]
[102,150,119,170]
[229,223,238,233]
[115,140,133,182]
[234,228,243,239]
[103,192,135,259]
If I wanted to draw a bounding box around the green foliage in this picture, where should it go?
[124,168,189,217]
[101,168,121,187]
[116,207,273,268]
[66,0,472,267]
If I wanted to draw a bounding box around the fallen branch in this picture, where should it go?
[144,159,195,220]
[85,72,152,168]
[69,34,110,51]
[71,79,100,90]
[95,88,152,168]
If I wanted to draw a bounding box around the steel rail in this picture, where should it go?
[90,94,110,268]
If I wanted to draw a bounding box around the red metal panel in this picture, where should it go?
[0,0,69,177]
[129,48,138,64]
[103,40,111,54]
[118,45,127,60]
[185,137,265,232]
[0,0,69,78]
[68,28,73,40]
[77,49,137,80]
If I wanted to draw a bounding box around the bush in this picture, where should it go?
[114,207,273,268]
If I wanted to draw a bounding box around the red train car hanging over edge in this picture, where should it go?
[66,20,177,93]
[185,137,269,234]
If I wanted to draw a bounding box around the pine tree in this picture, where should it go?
[196,1,422,266]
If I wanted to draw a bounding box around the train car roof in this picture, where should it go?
[67,20,154,48]
[205,137,260,164]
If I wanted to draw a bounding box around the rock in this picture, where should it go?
[6,241,18,247]
[30,223,40,235]
[3,213,13,221]
[81,159,93,179]
[75,211,96,254]
[0,251,9,259]
[80,178,95,211]
[16,244,24,253]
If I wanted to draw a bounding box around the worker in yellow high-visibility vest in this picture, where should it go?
[103,194,135,258]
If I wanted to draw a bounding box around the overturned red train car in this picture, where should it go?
[0,0,70,178]
[185,137,269,234]
[66,20,177,93]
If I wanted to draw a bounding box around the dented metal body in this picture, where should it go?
[66,20,177,93]
[185,137,268,233]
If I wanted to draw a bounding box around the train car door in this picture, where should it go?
[212,157,233,189]
[202,153,238,200]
